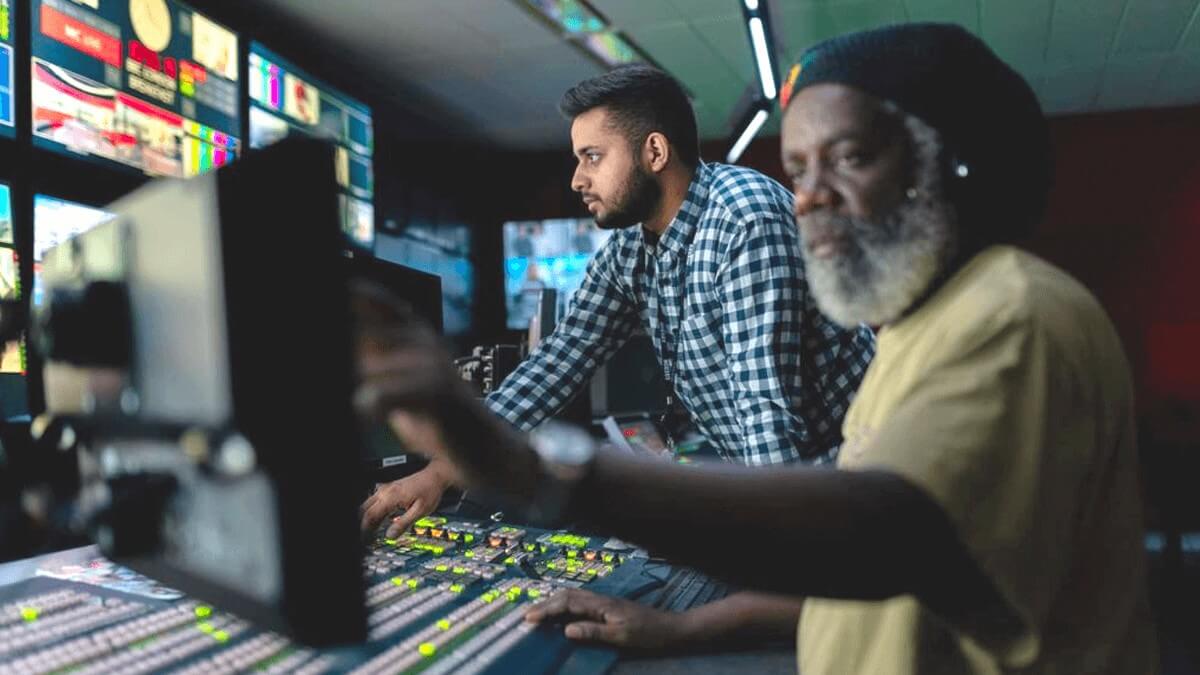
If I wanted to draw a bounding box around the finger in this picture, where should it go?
[563,620,624,644]
[385,499,426,538]
[525,591,572,623]
[361,486,411,533]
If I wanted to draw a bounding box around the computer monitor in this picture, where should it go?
[347,256,444,334]
[29,0,241,177]
[0,181,24,417]
[36,138,366,645]
[32,194,114,308]
[0,0,15,139]
[503,218,611,329]
[248,42,374,252]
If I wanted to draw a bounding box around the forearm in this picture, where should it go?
[672,592,803,649]
[570,452,961,600]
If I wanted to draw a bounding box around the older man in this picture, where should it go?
[357,23,1157,674]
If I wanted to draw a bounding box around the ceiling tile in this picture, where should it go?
[981,0,1053,75]
[1177,2,1200,50]
[1146,49,1200,106]
[773,4,842,61]
[1095,54,1169,110]
[667,0,744,22]
[1113,0,1196,54]
[1039,64,1104,113]
[1045,0,1125,66]
[690,15,757,82]
[831,0,908,34]
[590,0,687,27]
[902,0,981,33]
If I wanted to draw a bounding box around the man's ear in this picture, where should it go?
[643,132,671,173]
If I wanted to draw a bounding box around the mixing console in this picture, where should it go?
[0,516,655,674]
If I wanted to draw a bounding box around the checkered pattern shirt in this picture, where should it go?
[486,162,875,465]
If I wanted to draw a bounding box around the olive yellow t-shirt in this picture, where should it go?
[799,246,1157,674]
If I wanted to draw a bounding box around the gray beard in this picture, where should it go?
[799,114,958,328]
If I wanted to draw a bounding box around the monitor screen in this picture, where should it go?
[33,194,114,308]
[503,218,611,330]
[0,0,15,138]
[30,0,240,177]
[249,42,374,251]
[0,182,20,378]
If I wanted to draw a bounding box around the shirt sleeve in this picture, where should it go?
[718,209,810,466]
[851,308,1097,664]
[485,238,639,431]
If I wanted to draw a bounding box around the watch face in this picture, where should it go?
[130,0,173,53]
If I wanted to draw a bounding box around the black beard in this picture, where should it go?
[595,164,662,230]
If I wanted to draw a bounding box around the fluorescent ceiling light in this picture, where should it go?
[748,17,776,100]
[744,0,759,10]
[727,108,770,164]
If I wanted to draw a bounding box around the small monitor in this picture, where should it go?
[0,181,24,417]
[503,218,611,329]
[36,138,366,645]
[33,194,114,308]
[526,287,557,353]
[1,0,15,138]
[29,0,241,176]
[249,42,374,252]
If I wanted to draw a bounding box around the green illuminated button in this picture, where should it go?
[566,550,577,559]
[407,579,420,589]
[213,630,230,642]
[465,534,475,543]
[587,569,598,576]
[546,562,557,570]
[602,553,614,563]
[464,551,475,558]
[419,643,437,657]
[504,556,516,565]
[449,583,465,593]
[391,577,406,586]
[194,606,213,619]
[197,622,215,634]
[524,543,536,552]
[20,607,38,622]
[385,538,398,546]
[482,592,498,603]
[435,564,449,572]
[528,589,542,598]
[437,619,452,630]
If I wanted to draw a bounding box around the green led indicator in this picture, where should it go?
[449,583,465,593]
[464,534,475,543]
[435,564,449,572]
[194,606,213,619]
[213,630,230,642]
[20,607,38,622]
[197,622,215,634]
[464,551,475,558]
[391,577,406,586]
[588,569,598,575]
[504,556,516,565]
[528,589,541,598]
[385,538,398,546]
[452,567,467,575]
[407,579,420,589]
[437,619,451,630]
[419,643,437,657]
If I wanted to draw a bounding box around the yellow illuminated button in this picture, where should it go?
[213,630,230,642]
[20,608,38,622]
[419,643,437,657]
[194,606,213,619]
[449,583,465,593]
[407,579,420,589]
[197,622,215,634]
[391,577,406,586]
[437,619,452,630]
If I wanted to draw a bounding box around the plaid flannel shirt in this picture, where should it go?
[486,162,874,465]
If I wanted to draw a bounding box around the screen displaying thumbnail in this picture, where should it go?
[32,194,114,308]
[249,42,374,250]
[0,0,15,138]
[503,218,612,330]
[0,182,19,374]
[30,0,240,177]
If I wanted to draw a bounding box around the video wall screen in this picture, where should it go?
[32,193,114,308]
[0,182,20,375]
[249,42,374,250]
[1,0,14,138]
[30,0,240,177]
[502,218,611,330]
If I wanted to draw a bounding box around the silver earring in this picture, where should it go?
[955,163,970,178]
[905,187,918,200]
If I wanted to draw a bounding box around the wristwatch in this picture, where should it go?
[524,421,596,527]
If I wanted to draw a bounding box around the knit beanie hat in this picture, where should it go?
[780,23,1053,242]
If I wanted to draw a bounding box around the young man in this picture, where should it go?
[362,65,873,533]
[357,23,1157,673]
